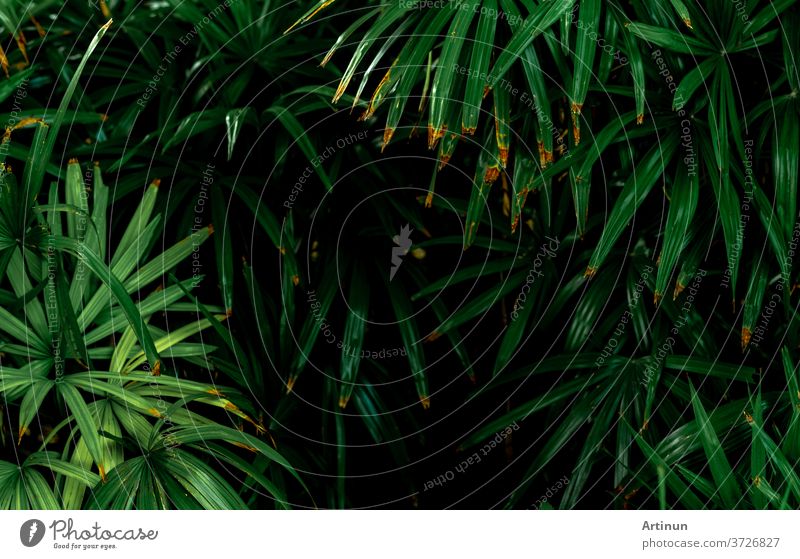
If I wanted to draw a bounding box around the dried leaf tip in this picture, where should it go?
[30,16,45,37]
[420,396,431,410]
[68,158,79,165]
[741,328,751,350]
[584,266,598,279]
[338,395,349,409]
[483,165,500,185]
[100,19,113,32]
[498,148,509,168]
[427,124,445,150]
[99,0,111,19]
[152,360,161,376]
[286,376,296,393]
[381,127,394,152]
[332,80,349,104]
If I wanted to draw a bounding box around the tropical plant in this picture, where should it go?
[1,0,799,511]
[0,21,303,509]
[291,0,800,509]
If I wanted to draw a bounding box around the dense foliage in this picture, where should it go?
[0,0,799,509]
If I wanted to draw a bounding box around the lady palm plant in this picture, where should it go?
[2,0,798,510]
[0,22,302,509]
[294,0,800,508]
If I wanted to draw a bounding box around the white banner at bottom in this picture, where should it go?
[1,510,798,558]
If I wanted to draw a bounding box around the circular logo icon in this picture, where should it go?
[20,519,45,547]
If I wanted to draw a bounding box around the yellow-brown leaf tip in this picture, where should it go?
[584,266,598,279]
[68,158,79,165]
[427,124,445,150]
[152,178,161,188]
[498,148,509,168]
[31,16,46,37]
[207,223,215,235]
[286,376,296,393]
[12,117,43,131]
[426,331,442,342]
[338,395,349,409]
[420,396,430,410]
[98,464,107,482]
[741,328,752,350]
[382,127,394,151]
[152,360,161,376]
[101,19,113,32]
